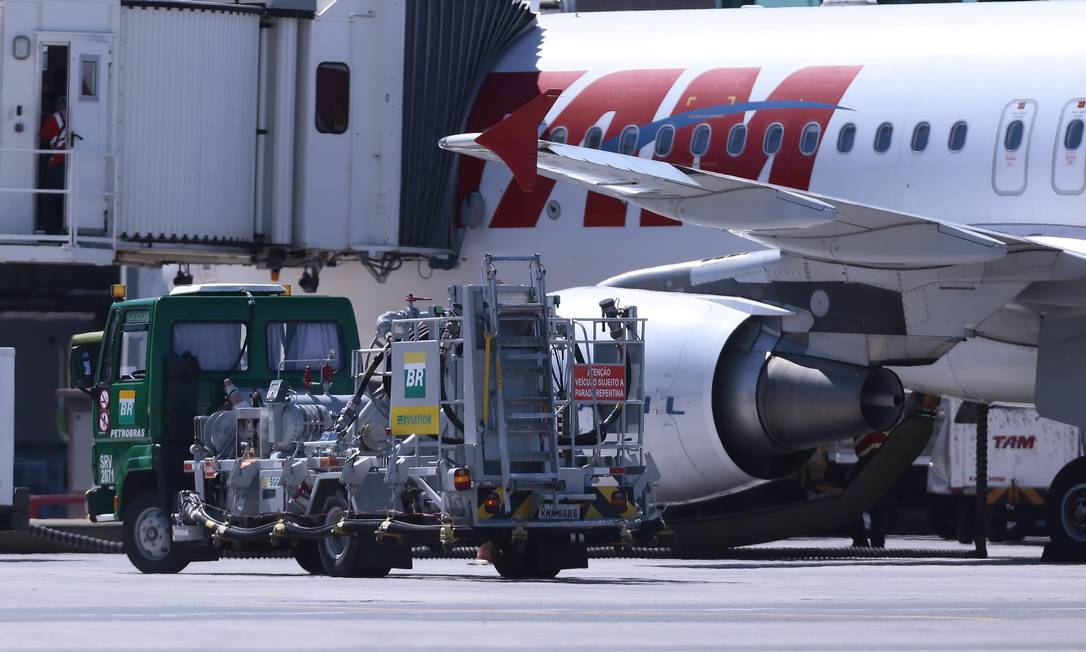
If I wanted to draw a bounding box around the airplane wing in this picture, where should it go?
[439,91,1061,269]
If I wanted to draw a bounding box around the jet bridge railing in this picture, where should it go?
[0,147,116,255]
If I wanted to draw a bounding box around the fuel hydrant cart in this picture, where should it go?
[174,255,662,578]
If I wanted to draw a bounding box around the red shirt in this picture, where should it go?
[40,111,66,166]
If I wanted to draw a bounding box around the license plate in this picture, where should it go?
[538,502,580,520]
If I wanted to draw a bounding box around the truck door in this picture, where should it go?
[93,309,150,489]
[992,99,1037,196]
[66,38,111,232]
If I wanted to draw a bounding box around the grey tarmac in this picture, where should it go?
[1,537,1083,651]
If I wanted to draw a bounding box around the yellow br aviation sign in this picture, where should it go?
[390,341,440,435]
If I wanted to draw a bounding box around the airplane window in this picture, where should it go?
[691,124,712,157]
[619,125,640,155]
[799,122,820,156]
[315,62,350,134]
[655,124,675,157]
[837,123,856,153]
[948,121,968,152]
[1066,119,1084,150]
[584,126,603,149]
[874,122,893,153]
[763,123,784,155]
[548,127,567,144]
[727,123,747,157]
[1004,119,1025,152]
[911,122,930,152]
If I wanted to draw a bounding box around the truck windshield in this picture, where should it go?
[172,322,249,371]
[267,322,342,371]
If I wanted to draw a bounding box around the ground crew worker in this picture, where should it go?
[850,430,889,547]
[38,96,67,234]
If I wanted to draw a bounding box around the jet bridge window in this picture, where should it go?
[799,122,820,156]
[1004,119,1025,152]
[691,123,711,157]
[837,123,856,153]
[727,123,747,156]
[267,321,343,372]
[548,127,568,144]
[948,121,968,152]
[763,122,784,155]
[654,124,675,157]
[172,322,249,372]
[874,122,893,153]
[584,126,603,149]
[911,122,930,152]
[619,125,640,155]
[315,62,349,134]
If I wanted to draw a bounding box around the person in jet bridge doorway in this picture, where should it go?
[38,95,67,235]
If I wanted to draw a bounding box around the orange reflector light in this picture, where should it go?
[453,468,472,491]
[319,456,339,470]
[110,284,127,301]
[610,489,628,512]
[483,492,501,515]
[609,466,625,475]
[113,496,119,512]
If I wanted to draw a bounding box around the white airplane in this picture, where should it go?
[436,1,1086,548]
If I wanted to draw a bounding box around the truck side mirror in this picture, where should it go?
[69,342,99,391]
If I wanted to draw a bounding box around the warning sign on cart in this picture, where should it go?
[573,364,626,402]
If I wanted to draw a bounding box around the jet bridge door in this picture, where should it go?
[67,38,111,233]
[992,99,1037,196]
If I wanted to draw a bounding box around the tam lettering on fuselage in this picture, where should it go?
[460,65,861,229]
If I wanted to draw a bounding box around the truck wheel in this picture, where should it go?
[491,541,560,580]
[1046,457,1086,556]
[123,492,189,574]
[316,492,391,578]
[292,539,325,575]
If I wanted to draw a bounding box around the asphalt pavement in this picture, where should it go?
[1,537,1083,651]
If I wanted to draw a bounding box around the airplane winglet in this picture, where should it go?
[475,88,562,193]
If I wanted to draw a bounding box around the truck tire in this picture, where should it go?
[491,541,560,580]
[1046,457,1086,557]
[123,492,189,574]
[292,539,325,575]
[316,493,391,578]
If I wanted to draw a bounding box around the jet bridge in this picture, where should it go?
[0,0,535,271]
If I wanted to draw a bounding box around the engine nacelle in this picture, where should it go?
[557,287,903,503]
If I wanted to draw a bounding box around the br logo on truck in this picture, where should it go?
[118,390,136,425]
[404,352,427,399]
[390,342,440,435]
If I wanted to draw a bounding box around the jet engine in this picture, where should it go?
[557,286,904,503]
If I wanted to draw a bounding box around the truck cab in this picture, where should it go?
[72,283,358,572]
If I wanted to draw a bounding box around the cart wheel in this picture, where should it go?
[1046,457,1086,557]
[292,539,325,575]
[491,541,560,580]
[123,492,189,574]
[316,492,390,577]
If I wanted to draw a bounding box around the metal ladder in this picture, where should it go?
[481,254,561,494]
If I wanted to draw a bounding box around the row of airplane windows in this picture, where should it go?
[545,116,1086,158]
